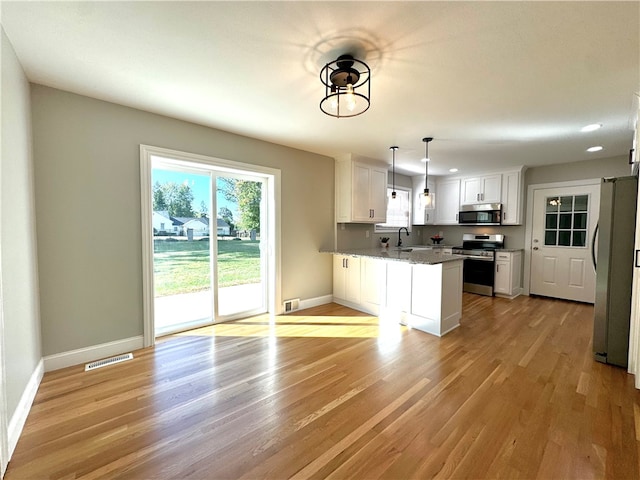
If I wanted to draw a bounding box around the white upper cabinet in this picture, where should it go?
[435,178,461,225]
[411,175,436,225]
[501,170,524,225]
[460,174,502,205]
[336,154,388,223]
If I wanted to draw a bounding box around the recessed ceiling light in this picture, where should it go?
[449,168,458,173]
[581,123,602,132]
[587,145,603,152]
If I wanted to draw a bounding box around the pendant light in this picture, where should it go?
[390,146,398,199]
[422,137,434,208]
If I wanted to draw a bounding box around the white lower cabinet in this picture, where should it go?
[332,254,464,336]
[385,261,412,315]
[333,255,361,305]
[410,261,463,336]
[360,257,387,314]
[494,251,522,298]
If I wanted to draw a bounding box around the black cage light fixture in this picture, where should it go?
[320,54,371,118]
[422,137,434,208]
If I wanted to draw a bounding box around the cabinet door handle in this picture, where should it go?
[502,211,506,221]
[346,258,349,268]
[496,264,500,272]
[342,258,346,268]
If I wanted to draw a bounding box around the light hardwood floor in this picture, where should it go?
[6,294,640,479]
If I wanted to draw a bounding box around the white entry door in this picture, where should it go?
[530,184,600,303]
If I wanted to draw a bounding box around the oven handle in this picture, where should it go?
[460,255,494,261]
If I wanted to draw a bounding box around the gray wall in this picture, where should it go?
[1,29,42,419]
[31,85,334,356]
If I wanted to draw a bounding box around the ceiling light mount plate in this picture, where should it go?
[320,54,371,118]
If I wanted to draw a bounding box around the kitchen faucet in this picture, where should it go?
[397,227,409,247]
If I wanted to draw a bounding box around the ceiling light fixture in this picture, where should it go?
[422,137,434,208]
[390,146,398,199]
[320,54,371,118]
[449,168,459,173]
[581,123,602,132]
[587,145,604,152]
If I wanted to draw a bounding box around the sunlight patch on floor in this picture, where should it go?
[173,313,408,339]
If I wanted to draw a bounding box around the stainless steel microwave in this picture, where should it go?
[458,203,502,225]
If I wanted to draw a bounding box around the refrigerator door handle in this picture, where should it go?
[591,222,599,271]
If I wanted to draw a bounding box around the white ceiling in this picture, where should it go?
[2,1,639,176]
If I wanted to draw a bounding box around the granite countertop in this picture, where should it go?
[322,247,465,265]
[496,248,524,252]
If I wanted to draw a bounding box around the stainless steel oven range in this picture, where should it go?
[452,234,505,296]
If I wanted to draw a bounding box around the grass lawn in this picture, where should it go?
[153,239,260,297]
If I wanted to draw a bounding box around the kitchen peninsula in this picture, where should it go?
[327,247,464,336]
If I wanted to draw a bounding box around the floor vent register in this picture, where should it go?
[85,353,134,371]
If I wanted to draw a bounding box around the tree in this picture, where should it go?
[217,178,261,232]
[197,200,208,218]
[173,183,195,217]
[152,181,195,217]
[152,181,168,211]
[218,207,235,232]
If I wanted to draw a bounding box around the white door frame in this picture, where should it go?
[140,145,281,348]
[524,178,600,296]
[0,259,8,477]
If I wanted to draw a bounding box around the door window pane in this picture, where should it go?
[546,197,560,212]
[572,231,586,247]
[559,214,572,229]
[560,196,573,212]
[574,195,588,211]
[573,213,587,229]
[543,194,589,248]
[545,230,557,245]
[558,231,571,246]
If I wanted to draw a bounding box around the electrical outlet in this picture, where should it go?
[341,223,345,230]
[365,230,370,238]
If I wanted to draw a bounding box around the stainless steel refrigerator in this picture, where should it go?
[593,175,638,367]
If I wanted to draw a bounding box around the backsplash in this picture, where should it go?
[420,224,525,249]
[336,223,427,250]
[337,223,525,250]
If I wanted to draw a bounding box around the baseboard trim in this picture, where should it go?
[8,359,43,458]
[43,336,144,372]
[299,294,333,311]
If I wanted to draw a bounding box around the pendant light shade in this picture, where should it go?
[422,137,434,208]
[390,146,398,199]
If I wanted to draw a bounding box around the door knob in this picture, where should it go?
[533,247,539,250]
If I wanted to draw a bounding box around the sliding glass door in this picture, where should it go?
[150,157,268,336]
[215,174,267,318]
